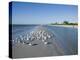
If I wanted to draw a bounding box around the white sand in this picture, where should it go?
[49,25,78,28]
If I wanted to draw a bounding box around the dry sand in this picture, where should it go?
[49,25,78,28]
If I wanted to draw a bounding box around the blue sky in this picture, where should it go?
[12,2,78,24]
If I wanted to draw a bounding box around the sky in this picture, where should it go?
[11,2,78,24]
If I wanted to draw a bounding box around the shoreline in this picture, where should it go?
[48,25,78,28]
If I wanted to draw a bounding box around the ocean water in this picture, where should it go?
[11,25,78,57]
[46,25,78,54]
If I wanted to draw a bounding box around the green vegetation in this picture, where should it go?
[50,21,78,25]
[63,21,69,24]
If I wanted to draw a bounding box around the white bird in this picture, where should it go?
[28,43,32,46]
[47,35,51,38]
[44,36,47,40]
[26,34,29,40]
[44,42,48,45]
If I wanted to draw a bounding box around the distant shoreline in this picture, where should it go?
[10,24,78,28]
[48,25,78,28]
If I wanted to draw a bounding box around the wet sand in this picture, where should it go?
[12,25,78,58]
[12,40,64,58]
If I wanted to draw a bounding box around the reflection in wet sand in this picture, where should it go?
[12,25,78,58]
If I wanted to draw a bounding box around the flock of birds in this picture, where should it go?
[12,26,55,46]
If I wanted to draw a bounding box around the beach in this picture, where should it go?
[48,25,78,28]
[12,25,78,58]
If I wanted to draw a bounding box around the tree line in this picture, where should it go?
[50,21,78,25]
